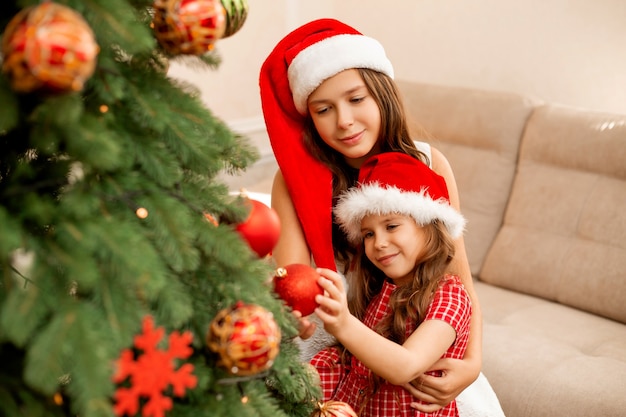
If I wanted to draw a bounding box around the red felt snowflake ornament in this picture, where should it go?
[113,316,198,417]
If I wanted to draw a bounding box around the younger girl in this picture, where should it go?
[312,152,470,417]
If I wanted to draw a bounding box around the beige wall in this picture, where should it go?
[333,0,626,115]
[169,0,626,159]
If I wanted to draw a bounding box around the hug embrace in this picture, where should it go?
[260,18,506,417]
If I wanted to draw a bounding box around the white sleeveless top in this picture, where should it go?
[415,140,433,168]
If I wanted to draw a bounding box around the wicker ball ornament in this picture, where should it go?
[220,0,249,38]
[207,301,281,376]
[152,0,226,55]
[1,3,99,94]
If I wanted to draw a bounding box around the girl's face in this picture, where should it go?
[361,213,426,286]
[307,69,382,168]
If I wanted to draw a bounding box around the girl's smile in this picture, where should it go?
[375,253,398,266]
[338,130,364,145]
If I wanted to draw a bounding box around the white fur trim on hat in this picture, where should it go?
[288,34,394,115]
[334,182,467,243]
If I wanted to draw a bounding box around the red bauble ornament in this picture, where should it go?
[312,400,359,417]
[207,301,281,376]
[152,0,226,55]
[1,3,99,94]
[272,264,323,316]
[235,197,281,258]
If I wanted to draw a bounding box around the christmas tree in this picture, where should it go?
[0,1,320,416]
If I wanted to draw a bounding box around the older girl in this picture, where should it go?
[259,18,503,415]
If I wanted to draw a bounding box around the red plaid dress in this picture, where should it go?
[311,275,471,417]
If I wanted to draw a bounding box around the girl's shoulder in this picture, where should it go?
[441,273,463,286]
[439,274,469,297]
[442,273,461,283]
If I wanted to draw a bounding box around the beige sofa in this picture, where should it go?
[396,80,626,417]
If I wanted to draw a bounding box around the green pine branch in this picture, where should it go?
[0,1,319,416]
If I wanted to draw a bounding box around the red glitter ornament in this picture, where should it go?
[273,264,323,316]
[1,2,99,94]
[207,301,281,376]
[152,0,226,55]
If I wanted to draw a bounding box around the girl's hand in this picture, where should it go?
[404,357,478,411]
[292,310,316,339]
[313,268,350,335]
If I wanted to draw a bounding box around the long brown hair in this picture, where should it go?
[351,219,455,402]
[301,69,430,269]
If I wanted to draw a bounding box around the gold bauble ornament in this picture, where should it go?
[1,2,99,94]
[207,301,281,376]
[312,400,359,417]
[152,0,226,55]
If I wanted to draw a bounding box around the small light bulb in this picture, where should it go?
[136,207,148,219]
[241,395,249,404]
[100,104,109,113]
[204,212,218,226]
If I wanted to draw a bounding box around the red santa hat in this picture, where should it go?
[259,18,394,270]
[334,152,466,244]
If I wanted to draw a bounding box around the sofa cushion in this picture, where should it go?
[477,281,626,417]
[396,81,536,275]
[480,104,626,323]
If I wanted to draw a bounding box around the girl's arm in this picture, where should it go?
[315,268,458,386]
[271,170,311,266]
[406,147,482,409]
[271,170,317,339]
